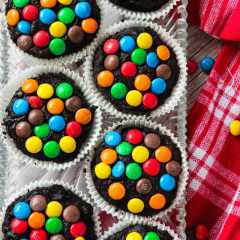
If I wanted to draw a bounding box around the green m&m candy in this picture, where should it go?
[126,163,142,180]
[56,83,73,99]
[34,123,50,138]
[58,8,75,24]
[116,142,132,156]
[144,232,160,240]
[131,48,147,65]
[43,141,60,158]
[111,83,127,99]
[45,217,63,234]
[49,38,66,56]
[13,0,29,8]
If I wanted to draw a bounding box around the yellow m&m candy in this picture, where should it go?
[127,198,144,213]
[25,136,42,153]
[50,21,67,38]
[75,238,85,240]
[137,33,153,49]
[126,90,142,107]
[157,45,170,61]
[7,9,20,26]
[126,232,143,240]
[46,201,63,217]
[59,136,76,153]
[132,146,149,163]
[58,0,72,5]
[230,120,240,136]
[101,149,117,164]
[37,84,54,99]
[95,162,111,179]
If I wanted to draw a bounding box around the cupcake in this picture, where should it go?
[84,21,187,118]
[0,66,102,170]
[4,0,102,63]
[86,118,188,220]
[0,180,100,240]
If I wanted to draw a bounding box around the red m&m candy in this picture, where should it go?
[195,224,208,240]
[187,59,198,74]
[143,158,160,176]
[121,62,137,78]
[23,5,39,21]
[103,39,119,54]
[11,218,28,234]
[127,129,143,144]
[30,229,48,240]
[143,93,158,109]
[28,96,43,109]
[66,121,82,138]
[33,31,50,48]
[70,221,87,237]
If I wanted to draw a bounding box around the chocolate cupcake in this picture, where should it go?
[86,119,188,220]
[84,21,187,117]
[0,66,102,170]
[4,0,102,63]
[0,181,100,240]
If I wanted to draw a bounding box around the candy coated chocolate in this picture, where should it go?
[63,205,80,223]
[166,160,181,176]
[17,35,33,51]
[136,178,152,194]
[144,133,161,149]
[104,55,119,71]
[30,195,47,212]
[65,96,82,112]
[28,109,44,125]
[156,64,171,80]
[16,121,31,138]
[50,234,66,240]
[68,26,84,43]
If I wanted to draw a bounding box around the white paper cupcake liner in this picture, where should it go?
[0,179,101,239]
[83,20,187,119]
[100,218,180,240]
[2,0,105,66]
[85,117,188,222]
[0,65,103,171]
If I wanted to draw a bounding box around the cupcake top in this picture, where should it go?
[3,72,95,163]
[105,224,173,240]
[93,27,180,115]
[5,0,100,59]
[90,125,182,217]
[2,185,97,240]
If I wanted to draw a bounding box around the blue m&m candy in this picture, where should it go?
[17,21,31,34]
[105,131,121,146]
[13,99,29,115]
[200,57,215,73]
[146,52,160,68]
[119,36,135,52]
[160,174,175,191]
[49,115,66,132]
[151,78,166,95]
[13,202,31,219]
[39,9,56,25]
[112,161,125,178]
[75,2,92,19]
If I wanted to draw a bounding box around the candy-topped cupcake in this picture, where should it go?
[5,0,101,60]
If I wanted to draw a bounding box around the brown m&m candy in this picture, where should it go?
[65,96,82,112]
[50,234,66,240]
[144,133,161,149]
[104,55,120,71]
[16,121,32,138]
[63,205,80,223]
[156,64,171,80]
[166,160,181,176]
[68,26,84,43]
[28,109,44,125]
[136,178,152,195]
[30,195,47,212]
[17,35,33,52]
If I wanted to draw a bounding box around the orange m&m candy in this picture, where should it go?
[47,98,64,114]
[97,70,114,87]
[108,182,126,200]
[134,74,151,91]
[82,18,98,34]
[75,108,92,125]
[22,79,39,94]
[7,9,20,26]
[157,45,170,61]
[149,193,166,210]
[155,146,172,163]
[40,0,57,7]
[101,149,117,164]
[28,212,45,229]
